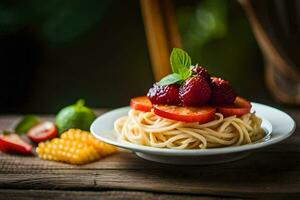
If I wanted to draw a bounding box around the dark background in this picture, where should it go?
[0,0,271,114]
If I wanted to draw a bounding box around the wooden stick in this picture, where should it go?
[140,0,171,81]
[161,0,182,49]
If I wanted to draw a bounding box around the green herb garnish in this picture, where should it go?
[15,115,40,134]
[158,48,193,86]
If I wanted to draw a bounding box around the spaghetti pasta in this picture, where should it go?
[114,109,264,149]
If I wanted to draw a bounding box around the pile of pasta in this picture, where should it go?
[114,109,264,149]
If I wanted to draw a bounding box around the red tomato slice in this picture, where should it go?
[153,105,216,123]
[218,96,252,117]
[27,121,58,143]
[130,96,152,112]
[0,133,32,154]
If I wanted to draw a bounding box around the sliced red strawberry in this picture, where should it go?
[210,77,236,106]
[27,121,58,143]
[218,97,251,117]
[191,65,211,83]
[179,76,211,107]
[153,105,216,123]
[130,96,152,112]
[0,133,32,154]
[147,83,180,105]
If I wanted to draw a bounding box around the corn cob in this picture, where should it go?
[36,129,117,165]
[60,129,117,156]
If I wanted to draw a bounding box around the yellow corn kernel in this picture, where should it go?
[60,129,118,157]
[36,138,100,165]
[36,129,117,165]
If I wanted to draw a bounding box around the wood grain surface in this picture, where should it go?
[0,108,300,199]
[0,189,234,200]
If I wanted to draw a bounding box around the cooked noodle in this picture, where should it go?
[114,109,264,149]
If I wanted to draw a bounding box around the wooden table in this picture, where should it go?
[1,108,300,199]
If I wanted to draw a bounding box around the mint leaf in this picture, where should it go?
[178,65,192,80]
[15,115,40,134]
[158,48,193,86]
[170,48,192,74]
[158,73,182,86]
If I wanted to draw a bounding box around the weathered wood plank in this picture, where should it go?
[0,189,235,200]
[1,151,300,198]
[0,152,154,170]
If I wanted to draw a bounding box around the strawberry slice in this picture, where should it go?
[27,121,58,143]
[217,96,252,117]
[130,96,152,112]
[0,133,32,154]
[153,105,216,123]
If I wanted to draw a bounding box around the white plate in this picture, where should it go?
[91,103,295,165]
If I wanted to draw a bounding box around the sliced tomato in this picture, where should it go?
[218,96,252,117]
[130,96,152,112]
[27,121,58,143]
[0,133,32,154]
[153,105,216,123]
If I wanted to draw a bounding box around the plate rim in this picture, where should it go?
[90,103,296,156]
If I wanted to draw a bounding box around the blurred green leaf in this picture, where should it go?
[15,115,40,134]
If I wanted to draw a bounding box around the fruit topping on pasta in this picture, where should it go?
[115,48,264,149]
